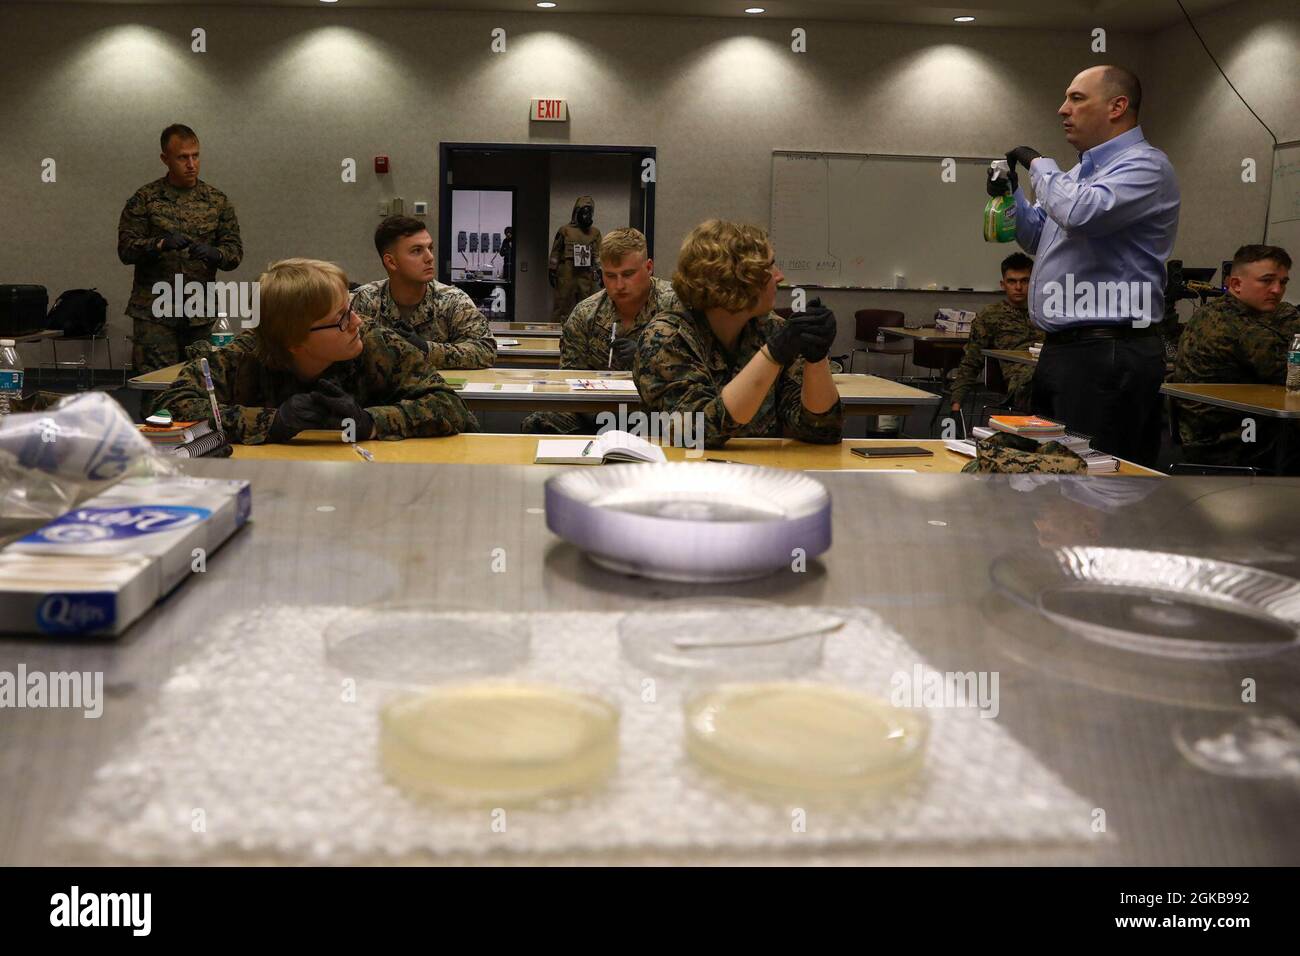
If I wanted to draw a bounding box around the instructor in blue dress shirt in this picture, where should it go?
[1006,65,1179,467]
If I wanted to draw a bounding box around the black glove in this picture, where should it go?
[310,380,375,441]
[189,242,223,267]
[790,299,838,363]
[611,335,638,367]
[157,231,190,252]
[548,270,558,289]
[267,392,332,443]
[1006,146,1041,171]
[986,165,1016,197]
[764,318,806,366]
[399,328,430,355]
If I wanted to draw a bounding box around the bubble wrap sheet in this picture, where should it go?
[59,606,1099,863]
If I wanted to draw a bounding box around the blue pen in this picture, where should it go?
[199,357,226,444]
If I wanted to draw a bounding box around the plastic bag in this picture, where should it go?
[0,391,176,526]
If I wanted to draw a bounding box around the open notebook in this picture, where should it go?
[535,429,667,465]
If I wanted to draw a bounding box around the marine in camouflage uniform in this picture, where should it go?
[548,196,602,322]
[633,307,844,449]
[523,276,681,435]
[950,300,1043,411]
[350,277,496,369]
[117,177,243,376]
[1172,293,1300,469]
[154,324,479,444]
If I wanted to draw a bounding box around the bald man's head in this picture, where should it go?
[1059,65,1142,151]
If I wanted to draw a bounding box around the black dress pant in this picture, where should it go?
[1032,334,1165,467]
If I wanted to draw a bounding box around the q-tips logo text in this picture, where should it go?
[24,506,210,544]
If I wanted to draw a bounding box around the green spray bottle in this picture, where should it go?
[983,160,1017,243]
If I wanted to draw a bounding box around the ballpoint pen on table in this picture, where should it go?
[607,318,617,368]
[199,358,226,444]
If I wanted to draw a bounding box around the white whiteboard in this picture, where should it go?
[1265,141,1300,305]
[770,151,1014,291]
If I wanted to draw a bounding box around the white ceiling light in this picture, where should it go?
[745,7,766,13]
[953,16,976,22]
[537,2,557,7]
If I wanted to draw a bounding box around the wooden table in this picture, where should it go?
[883,327,970,345]
[494,336,560,368]
[230,431,1160,476]
[982,348,1038,367]
[1162,382,1300,474]
[490,321,562,338]
[450,369,938,417]
[1160,382,1300,419]
[129,364,939,418]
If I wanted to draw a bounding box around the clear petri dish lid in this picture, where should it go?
[684,681,930,795]
[380,681,620,804]
[323,602,530,685]
[991,547,1300,661]
[619,599,839,680]
[1173,712,1300,779]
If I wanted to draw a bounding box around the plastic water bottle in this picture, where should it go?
[1287,334,1300,394]
[210,313,234,348]
[0,339,24,417]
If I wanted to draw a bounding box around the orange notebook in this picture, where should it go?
[988,415,1065,435]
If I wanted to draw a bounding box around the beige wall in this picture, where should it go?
[1143,0,1300,269]
[0,1,1293,368]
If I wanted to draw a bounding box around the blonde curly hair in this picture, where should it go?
[672,220,775,313]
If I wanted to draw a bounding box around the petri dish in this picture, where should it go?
[380,681,620,803]
[323,602,530,685]
[619,598,837,680]
[684,682,929,794]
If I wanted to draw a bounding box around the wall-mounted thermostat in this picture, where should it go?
[413,201,429,215]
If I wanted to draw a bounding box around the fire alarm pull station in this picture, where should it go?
[375,156,390,174]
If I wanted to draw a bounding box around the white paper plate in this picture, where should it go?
[545,462,832,582]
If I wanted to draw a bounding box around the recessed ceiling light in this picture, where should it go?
[953,15,976,22]
[319,0,338,4]
[537,1,557,7]
[745,7,766,13]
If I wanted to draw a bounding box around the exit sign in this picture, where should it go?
[530,98,568,122]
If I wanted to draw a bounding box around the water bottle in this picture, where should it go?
[1287,334,1300,393]
[209,313,234,348]
[0,339,24,416]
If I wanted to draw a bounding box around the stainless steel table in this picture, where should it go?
[2,462,1298,865]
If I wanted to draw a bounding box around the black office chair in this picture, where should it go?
[849,310,909,376]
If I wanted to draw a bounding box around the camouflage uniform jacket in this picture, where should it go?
[350,278,496,369]
[950,300,1043,406]
[1173,295,1300,460]
[117,177,244,325]
[561,277,681,371]
[155,325,479,445]
[633,307,844,449]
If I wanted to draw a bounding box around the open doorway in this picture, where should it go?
[439,143,656,325]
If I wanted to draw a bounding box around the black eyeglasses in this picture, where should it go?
[309,305,354,333]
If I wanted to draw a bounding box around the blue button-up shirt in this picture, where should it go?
[1015,126,1180,331]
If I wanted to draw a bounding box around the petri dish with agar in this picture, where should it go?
[379,681,620,803]
[323,601,530,685]
[1173,712,1300,779]
[684,682,930,794]
[619,598,838,681]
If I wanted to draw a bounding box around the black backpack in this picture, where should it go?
[47,288,108,337]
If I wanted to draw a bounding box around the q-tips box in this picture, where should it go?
[0,476,250,636]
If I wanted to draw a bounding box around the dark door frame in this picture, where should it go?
[438,142,657,286]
